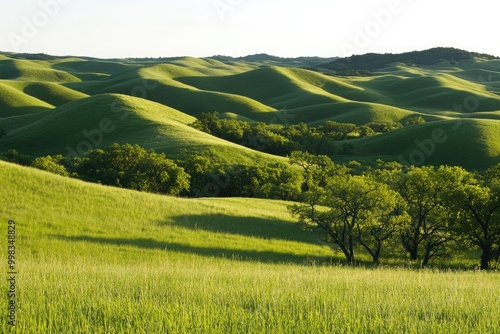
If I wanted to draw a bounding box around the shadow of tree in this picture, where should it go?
[55,235,336,264]
[161,214,319,245]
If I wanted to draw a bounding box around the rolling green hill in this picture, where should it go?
[321,47,499,71]
[0,81,54,116]
[0,159,329,263]
[0,49,499,170]
[0,93,284,165]
[351,118,500,170]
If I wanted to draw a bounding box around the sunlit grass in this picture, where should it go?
[4,256,499,333]
[1,157,499,333]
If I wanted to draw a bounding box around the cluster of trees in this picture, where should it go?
[288,152,500,270]
[191,112,424,156]
[181,155,303,200]
[332,69,374,77]
[31,144,191,196]
[7,141,499,270]
[26,144,304,201]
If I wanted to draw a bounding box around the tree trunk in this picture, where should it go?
[359,241,381,265]
[480,247,492,270]
[337,244,353,264]
[373,246,381,265]
[422,251,431,267]
[401,233,419,261]
[348,234,355,265]
[407,245,418,261]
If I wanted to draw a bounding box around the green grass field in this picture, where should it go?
[1,161,499,333]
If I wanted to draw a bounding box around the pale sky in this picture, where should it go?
[0,0,497,59]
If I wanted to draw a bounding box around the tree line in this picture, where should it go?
[288,152,500,270]
[3,143,499,270]
[191,112,424,156]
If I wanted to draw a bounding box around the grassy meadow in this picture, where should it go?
[1,161,500,333]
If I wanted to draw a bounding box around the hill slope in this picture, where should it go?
[351,118,500,170]
[0,94,284,165]
[0,160,330,263]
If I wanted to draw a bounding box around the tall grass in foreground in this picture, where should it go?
[3,255,499,334]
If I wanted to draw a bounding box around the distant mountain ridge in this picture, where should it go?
[2,47,497,69]
[321,47,499,71]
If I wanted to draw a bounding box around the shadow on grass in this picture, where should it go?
[55,235,336,265]
[160,214,319,245]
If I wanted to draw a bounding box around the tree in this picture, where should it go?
[318,121,357,140]
[288,151,347,190]
[395,165,468,265]
[367,122,403,133]
[448,166,500,269]
[289,174,402,264]
[0,149,31,166]
[191,112,221,134]
[31,155,69,176]
[73,143,190,196]
[239,163,304,201]
[404,116,426,127]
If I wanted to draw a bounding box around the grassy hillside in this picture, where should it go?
[1,156,499,333]
[0,94,284,165]
[0,160,330,263]
[351,118,500,170]
[0,81,53,117]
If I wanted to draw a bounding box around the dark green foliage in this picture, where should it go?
[10,53,62,61]
[0,127,6,138]
[191,112,383,157]
[318,121,358,140]
[0,149,31,166]
[366,122,403,133]
[334,69,374,77]
[182,156,303,201]
[321,47,499,71]
[31,155,69,176]
[404,116,426,127]
[72,144,190,196]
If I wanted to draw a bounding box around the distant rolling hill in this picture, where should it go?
[0,49,499,170]
[0,93,284,165]
[320,47,499,71]
[351,118,500,170]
